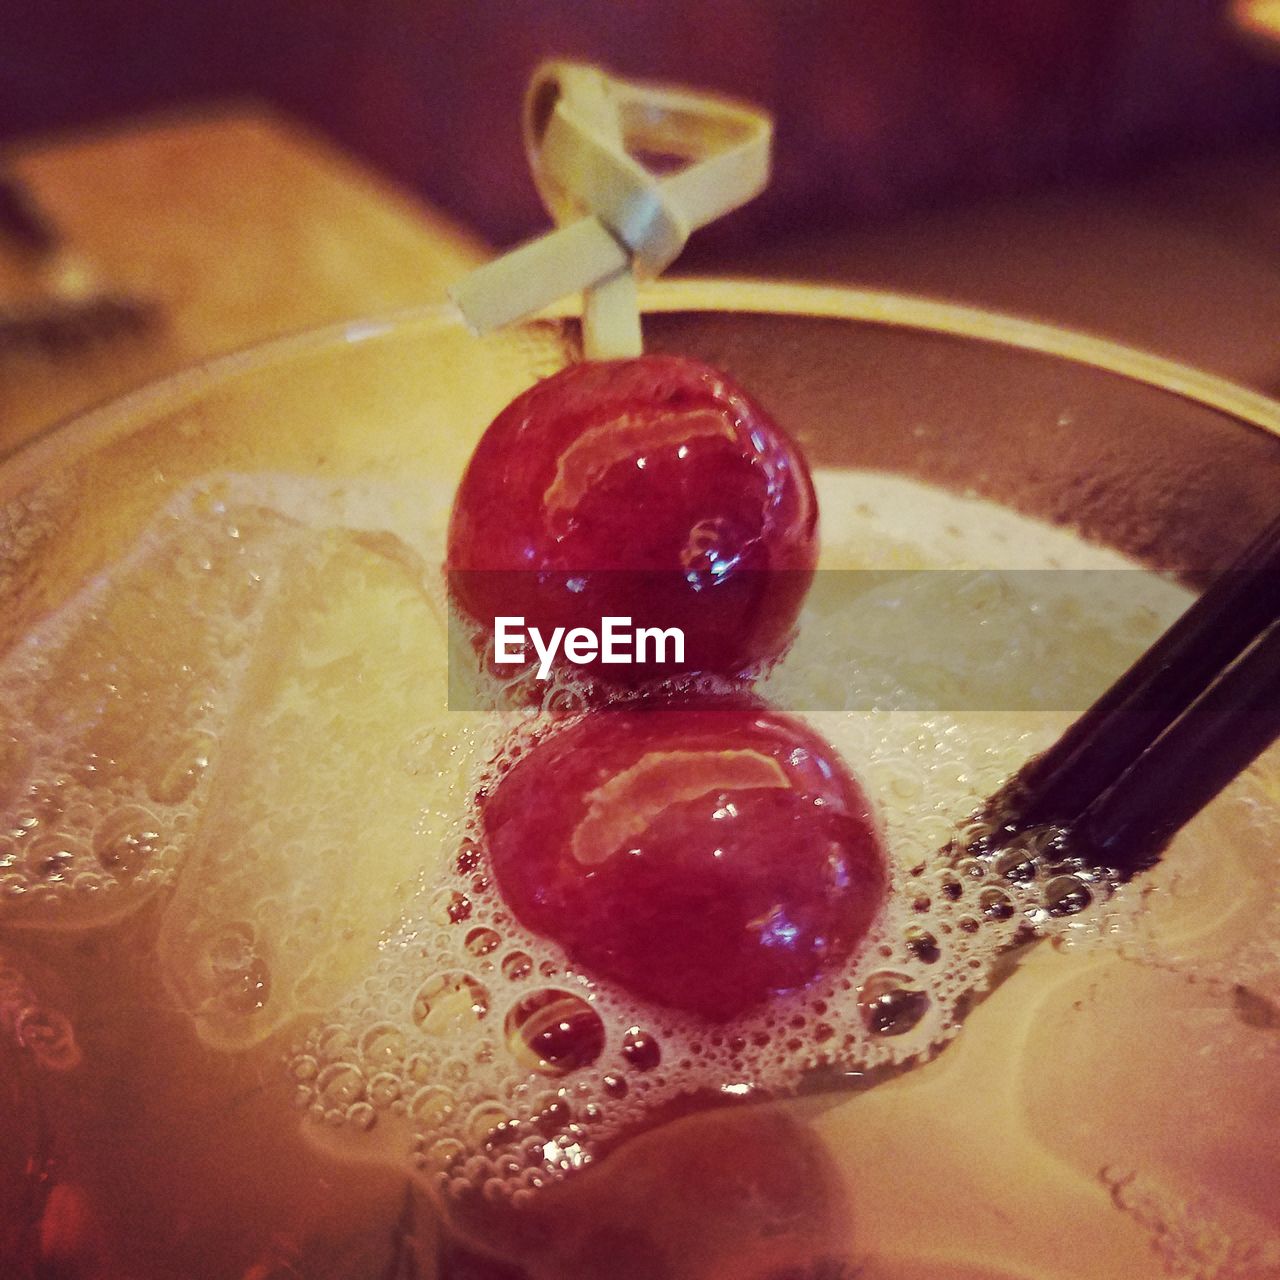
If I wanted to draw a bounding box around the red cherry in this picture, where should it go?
[482,701,886,1022]
[447,356,818,683]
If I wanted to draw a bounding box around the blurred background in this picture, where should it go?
[3,0,1280,450]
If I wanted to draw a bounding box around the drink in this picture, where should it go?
[2,293,1278,1278]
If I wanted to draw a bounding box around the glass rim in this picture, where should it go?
[4,276,1280,492]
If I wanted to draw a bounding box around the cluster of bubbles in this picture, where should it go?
[0,489,302,930]
[289,600,1151,1209]
[8,466,1264,1221]
[153,500,496,1054]
[292,782,1134,1209]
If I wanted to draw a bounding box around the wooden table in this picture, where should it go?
[0,105,490,456]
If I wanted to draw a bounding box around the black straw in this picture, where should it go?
[1075,615,1280,877]
[1011,509,1280,831]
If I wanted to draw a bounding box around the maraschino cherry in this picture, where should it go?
[482,700,886,1021]
[447,355,818,683]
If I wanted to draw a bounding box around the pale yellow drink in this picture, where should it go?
[2,435,1276,1279]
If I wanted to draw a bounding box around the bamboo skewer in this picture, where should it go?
[450,61,773,359]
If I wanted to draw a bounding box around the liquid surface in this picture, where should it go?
[2,467,1278,1280]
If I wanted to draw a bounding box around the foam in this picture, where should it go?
[0,491,303,928]
[271,471,1225,1209]
[3,465,1276,1244]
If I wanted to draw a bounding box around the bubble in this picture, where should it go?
[501,951,533,982]
[292,1055,319,1082]
[360,1021,407,1068]
[347,1102,377,1131]
[146,731,215,805]
[92,805,165,878]
[25,833,84,881]
[429,889,472,927]
[205,922,271,1015]
[467,1100,514,1146]
[858,972,930,1037]
[905,927,941,964]
[620,1027,661,1072]
[464,927,502,958]
[1044,874,1092,918]
[368,1072,402,1109]
[409,1085,455,1127]
[534,1097,573,1133]
[316,1063,366,1110]
[316,1024,359,1064]
[405,1053,435,1086]
[420,1138,466,1175]
[411,972,490,1036]
[979,886,1016,920]
[505,990,605,1076]
[995,848,1037,882]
